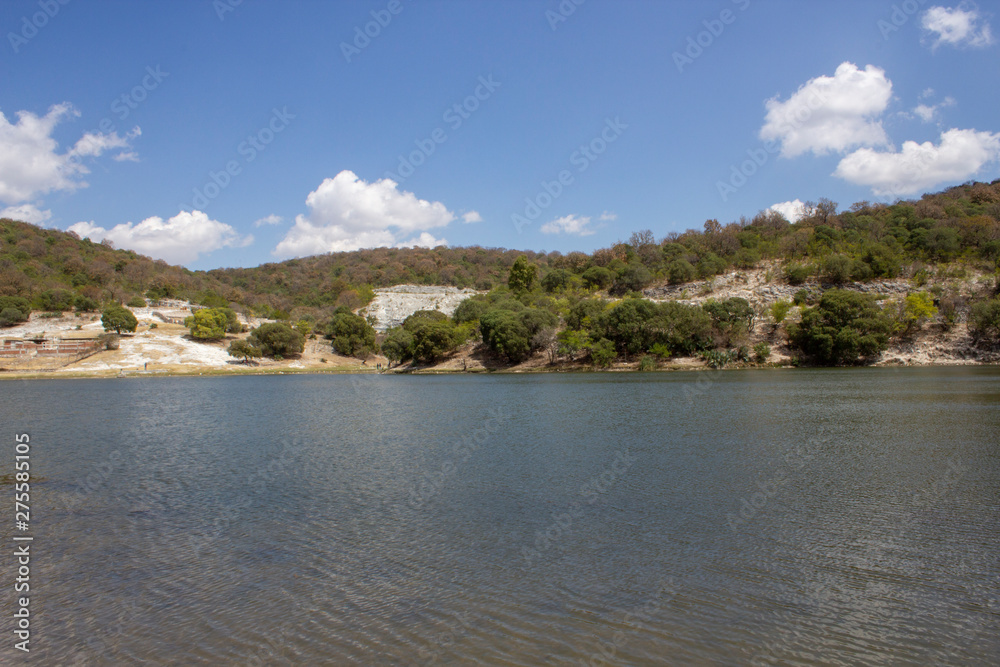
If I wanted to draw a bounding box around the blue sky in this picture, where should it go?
[2,0,998,269]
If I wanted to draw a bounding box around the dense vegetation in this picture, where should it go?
[2,180,1000,366]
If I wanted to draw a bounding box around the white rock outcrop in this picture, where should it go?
[362,285,481,331]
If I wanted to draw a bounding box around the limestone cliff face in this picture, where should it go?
[362,285,483,332]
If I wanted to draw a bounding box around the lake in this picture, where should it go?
[1,368,998,665]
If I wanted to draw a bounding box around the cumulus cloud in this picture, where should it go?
[0,204,52,225]
[274,170,457,258]
[396,232,448,249]
[253,214,284,227]
[599,211,618,221]
[540,214,598,236]
[0,103,138,205]
[834,128,1000,197]
[768,199,813,223]
[913,96,956,122]
[68,210,251,265]
[922,4,994,49]
[462,211,483,223]
[760,62,892,158]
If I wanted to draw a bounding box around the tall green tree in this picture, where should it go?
[508,256,537,293]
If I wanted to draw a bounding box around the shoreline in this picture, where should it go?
[2,358,996,381]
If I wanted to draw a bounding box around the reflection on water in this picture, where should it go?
[0,367,998,665]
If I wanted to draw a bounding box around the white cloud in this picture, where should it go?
[253,214,284,227]
[922,5,994,49]
[834,128,1000,197]
[0,103,138,204]
[462,211,482,223]
[599,211,618,221]
[768,199,813,223]
[913,96,956,122]
[540,214,597,236]
[274,170,457,258]
[396,232,448,248]
[0,203,51,225]
[760,62,893,158]
[68,210,251,265]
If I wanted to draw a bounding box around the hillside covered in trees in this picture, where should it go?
[2,180,1000,368]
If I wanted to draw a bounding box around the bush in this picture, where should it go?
[480,309,531,362]
[590,338,616,368]
[126,296,147,308]
[185,307,241,339]
[784,263,811,285]
[753,341,771,362]
[101,304,138,334]
[788,289,895,365]
[638,355,657,371]
[901,292,937,332]
[581,266,614,290]
[793,289,809,306]
[969,297,1000,343]
[667,259,697,285]
[74,294,100,312]
[822,254,853,284]
[452,297,490,324]
[610,264,652,295]
[36,289,76,312]
[98,333,120,350]
[326,306,377,358]
[703,297,754,345]
[770,300,792,324]
[249,322,305,358]
[541,268,573,293]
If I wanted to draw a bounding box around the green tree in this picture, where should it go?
[590,338,616,368]
[788,289,895,365]
[185,308,229,339]
[101,303,138,334]
[610,264,652,296]
[412,320,459,363]
[381,327,414,366]
[326,307,377,358]
[703,297,754,345]
[969,297,1000,343]
[0,296,30,327]
[667,259,697,285]
[508,256,537,293]
[249,322,305,358]
[541,268,573,293]
[901,292,937,333]
[581,266,614,290]
[227,339,262,364]
[479,309,532,362]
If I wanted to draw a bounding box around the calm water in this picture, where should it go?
[1,368,998,665]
